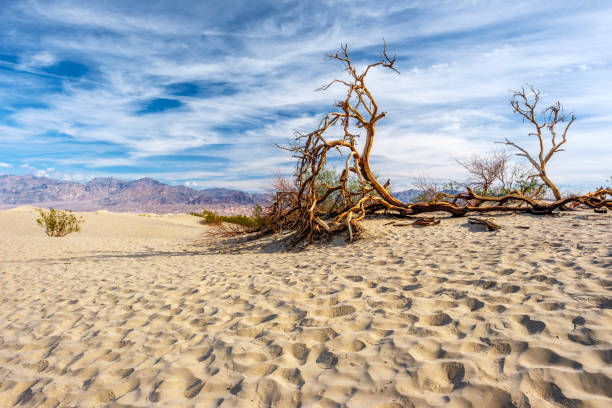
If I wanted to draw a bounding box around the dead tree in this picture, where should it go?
[499,85,575,200]
[265,42,409,246]
[455,151,548,200]
[455,152,510,196]
[265,45,611,247]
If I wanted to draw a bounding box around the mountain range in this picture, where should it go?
[0,175,271,214]
[0,174,425,214]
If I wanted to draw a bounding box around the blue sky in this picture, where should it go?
[0,0,610,191]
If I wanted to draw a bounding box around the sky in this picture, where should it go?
[0,0,610,192]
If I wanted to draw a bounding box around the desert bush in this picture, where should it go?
[455,152,548,200]
[455,152,509,196]
[307,166,370,212]
[36,208,84,237]
[412,175,461,203]
[497,165,548,199]
[190,207,267,232]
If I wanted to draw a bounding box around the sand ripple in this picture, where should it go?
[0,209,611,407]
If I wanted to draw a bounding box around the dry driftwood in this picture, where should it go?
[412,217,440,227]
[468,217,502,231]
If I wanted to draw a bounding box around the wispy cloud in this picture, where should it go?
[0,0,611,191]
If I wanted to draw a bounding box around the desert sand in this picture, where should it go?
[0,206,610,407]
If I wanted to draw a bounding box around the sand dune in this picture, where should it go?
[0,207,610,407]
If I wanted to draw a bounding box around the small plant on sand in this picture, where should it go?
[190,207,267,233]
[36,208,84,237]
[455,152,549,200]
[412,175,461,203]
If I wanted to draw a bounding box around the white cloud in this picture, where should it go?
[0,162,12,168]
[34,169,51,177]
[26,51,56,67]
[1,0,611,191]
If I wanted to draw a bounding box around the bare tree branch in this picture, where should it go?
[499,84,575,200]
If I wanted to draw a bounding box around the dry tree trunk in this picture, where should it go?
[264,41,412,246]
[264,44,612,247]
[498,85,575,200]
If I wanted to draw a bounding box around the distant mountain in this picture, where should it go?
[0,175,270,214]
[391,189,461,203]
[391,189,421,203]
[0,174,442,213]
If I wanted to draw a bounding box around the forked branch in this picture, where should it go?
[499,84,575,200]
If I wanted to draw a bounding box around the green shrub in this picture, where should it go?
[302,166,381,212]
[412,179,461,203]
[36,208,84,237]
[190,207,267,231]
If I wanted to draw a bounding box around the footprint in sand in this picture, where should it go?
[417,361,465,393]
[568,327,599,346]
[460,385,516,408]
[289,343,309,364]
[520,375,582,407]
[36,359,49,372]
[500,284,520,294]
[465,297,484,311]
[423,312,452,326]
[518,347,582,369]
[402,283,422,291]
[277,367,305,386]
[341,339,366,352]
[311,305,356,318]
[240,362,278,377]
[183,378,204,398]
[256,378,281,407]
[409,339,444,360]
[98,389,116,403]
[512,315,546,334]
[316,350,338,369]
[299,327,339,343]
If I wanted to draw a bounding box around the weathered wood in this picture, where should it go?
[497,85,575,201]
[412,217,440,226]
[468,217,502,231]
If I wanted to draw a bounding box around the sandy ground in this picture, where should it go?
[0,206,610,408]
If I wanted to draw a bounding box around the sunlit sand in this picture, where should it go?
[0,207,610,407]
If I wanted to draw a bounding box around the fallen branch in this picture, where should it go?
[412,217,440,227]
[468,217,503,231]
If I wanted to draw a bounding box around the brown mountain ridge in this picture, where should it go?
[0,175,270,214]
